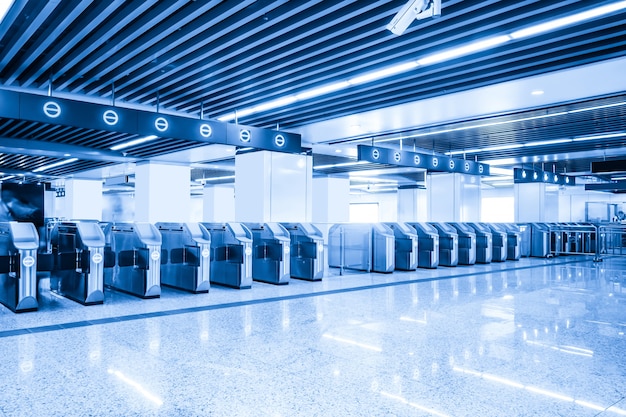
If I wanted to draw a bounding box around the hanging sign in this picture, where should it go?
[357,145,489,175]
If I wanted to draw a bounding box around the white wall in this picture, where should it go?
[312,176,350,223]
[349,191,398,222]
[482,187,514,222]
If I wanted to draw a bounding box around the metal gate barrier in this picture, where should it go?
[597,224,626,257]
[547,223,598,259]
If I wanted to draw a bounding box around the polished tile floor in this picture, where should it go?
[1,255,625,417]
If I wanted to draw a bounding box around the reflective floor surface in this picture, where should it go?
[1,255,625,416]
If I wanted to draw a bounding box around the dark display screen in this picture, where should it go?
[0,183,44,227]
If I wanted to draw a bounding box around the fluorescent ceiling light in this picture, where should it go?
[481,143,524,152]
[573,132,626,141]
[349,61,420,85]
[417,35,511,66]
[32,158,79,172]
[0,0,14,24]
[510,1,626,39]
[215,1,626,122]
[295,81,351,101]
[201,175,235,182]
[524,138,572,147]
[349,175,398,184]
[110,135,158,151]
[0,175,15,181]
[314,160,369,169]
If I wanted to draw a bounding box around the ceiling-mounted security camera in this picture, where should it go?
[386,0,441,36]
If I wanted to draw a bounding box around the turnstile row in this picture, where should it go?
[0,220,584,313]
[0,221,324,313]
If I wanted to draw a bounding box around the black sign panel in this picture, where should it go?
[226,124,301,153]
[0,89,19,119]
[357,145,489,176]
[136,112,226,144]
[513,168,575,186]
[19,93,139,134]
[0,89,301,154]
[591,159,626,174]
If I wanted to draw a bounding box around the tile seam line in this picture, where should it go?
[0,256,592,338]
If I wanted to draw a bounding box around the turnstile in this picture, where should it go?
[245,223,290,285]
[328,223,395,273]
[448,223,477,265]
[531,223,550,257]
[429,223,459,267]
[466,223,493,263]
[201,223,253,289]
[479,223,507,262]
[156,222,211,293]
[385,222,418,271]
[499,223,522,260]
[47,221,105,305]
[406,222,439,268]
[101,222,162,298]
[0,222,39,313]
[282,223,324,281]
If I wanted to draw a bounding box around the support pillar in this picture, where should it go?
[62,179,103,220]
[398,187,428,222]
[235,151,312,223]
[514,182,559,222]
[428,173,481,222]
[203,185,235,222]
[135,162,190,223]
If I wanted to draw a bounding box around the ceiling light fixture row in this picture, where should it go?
[216,1,626,122]
[513,167,576,186]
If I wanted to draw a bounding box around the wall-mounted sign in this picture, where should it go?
[513,168,575,186]
[357,145,490,176]
[0,89,301,154]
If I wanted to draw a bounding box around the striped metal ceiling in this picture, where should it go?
[0,0,624,182]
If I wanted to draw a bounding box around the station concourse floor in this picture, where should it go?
[1,255,626,417]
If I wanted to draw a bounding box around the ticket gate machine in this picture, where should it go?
[499,223,522,260]
[201,223,253,289]
[156,223,211,293]
[281,223,324,281]
[429,223,459,267]
[406,223,439,268]
[0,222,39,313]
[101,222,162,298]
[47,221,105,305]
[385,223,418,271]
[245,223,290,285]
[328,223,395,273]
[481,223,507,262]
[448,223,477,265]
[531,223,550,257]
[466,223,493,263]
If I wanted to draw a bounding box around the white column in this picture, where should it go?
[63,179,103,220]
[135,162,190,223]
[312,176,350,223]
[398,187,428,222]
[235,151,312,222]
[428,173,481,222]
[203,185,235,222]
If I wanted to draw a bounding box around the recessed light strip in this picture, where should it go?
[32,158,79,172]
[110,135,158,151]
[216,2,626,122]
[446,132,626,155]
